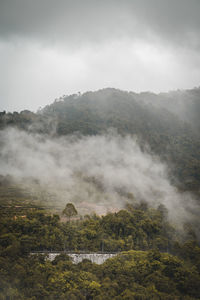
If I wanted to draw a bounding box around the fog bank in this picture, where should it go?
[0,128,197,224]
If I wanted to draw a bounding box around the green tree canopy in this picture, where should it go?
[63,203,78,221]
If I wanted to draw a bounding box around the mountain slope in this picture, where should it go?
[0,87,200,192]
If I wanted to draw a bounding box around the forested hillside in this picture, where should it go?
[1,87,200,299]
[134,87,200,133]
[1,204,200,299]
[1,88,200,192]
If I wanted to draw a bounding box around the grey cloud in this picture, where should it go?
[0,0,200,49]
[128,0,200,48]
[0,0,200,112]
[0,0,128,46]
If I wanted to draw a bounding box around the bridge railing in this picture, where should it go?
[30,250,119,254]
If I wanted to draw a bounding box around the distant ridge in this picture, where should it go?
[0,87,200,192]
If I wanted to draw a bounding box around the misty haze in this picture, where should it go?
[0,1,200,299]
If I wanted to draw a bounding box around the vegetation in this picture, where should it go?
[1,88,200,192]
[63,203,78,221]
[0,203,200,299]
[1,88,200,298]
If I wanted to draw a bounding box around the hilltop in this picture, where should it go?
[1,87,200,193]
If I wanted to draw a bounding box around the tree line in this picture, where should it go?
[0,203,200,299]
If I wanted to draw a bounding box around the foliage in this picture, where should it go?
[0,204,200,299]
[63,203,78,221]
[1,88,200,298]
[1,88,200,192]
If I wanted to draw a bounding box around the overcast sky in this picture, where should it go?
[0,0,200,112]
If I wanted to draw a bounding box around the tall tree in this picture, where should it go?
[63,203,78,222]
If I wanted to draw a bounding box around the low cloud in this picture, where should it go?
[0,128,198,226]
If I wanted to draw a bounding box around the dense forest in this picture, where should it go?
[0,87,200,299]
[1,203,200,299]
[1,88,200,192]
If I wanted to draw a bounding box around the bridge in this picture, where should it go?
[31,251,119,264]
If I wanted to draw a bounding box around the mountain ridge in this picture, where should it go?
[0,87,200,192]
